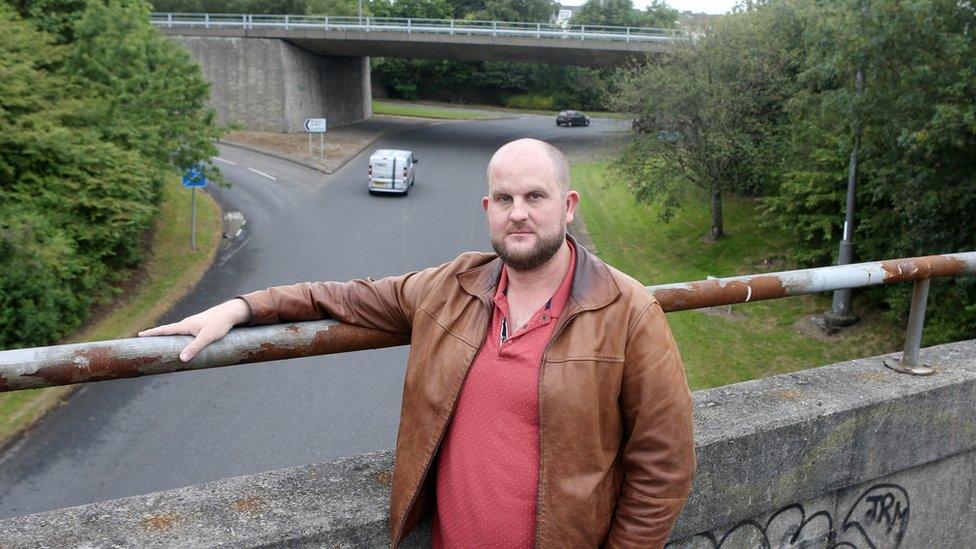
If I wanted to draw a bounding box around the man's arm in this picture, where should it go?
[140,265,442,362]
[605,300,696,548]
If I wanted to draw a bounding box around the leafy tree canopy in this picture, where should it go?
[0,0,223,348]
[571,0,677,28]
[613,1,801,239]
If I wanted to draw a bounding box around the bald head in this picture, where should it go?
[486,139,571,195]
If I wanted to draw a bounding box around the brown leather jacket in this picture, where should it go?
[241,239,696,548]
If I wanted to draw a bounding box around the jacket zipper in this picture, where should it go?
[394,296,493,547]
[534,304,585,548]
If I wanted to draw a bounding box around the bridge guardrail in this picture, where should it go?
[149,13,684,43]
[1,252,974,391]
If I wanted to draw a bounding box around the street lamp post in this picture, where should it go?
[826,0,868,328]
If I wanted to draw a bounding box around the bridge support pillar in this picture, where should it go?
[173,36,371,132]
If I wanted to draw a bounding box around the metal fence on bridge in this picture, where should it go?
[149,13,685,43]
[2,251,974,391]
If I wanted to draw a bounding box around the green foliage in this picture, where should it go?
[615,0,976,342]
[305,0,365,16]
[0,2,223,348]
[504,93,555,110]
[374,58,612,109]
[471,0,555,22]
[66,0,221,184]
[370,0,451,18]
[761,0,976,342]
[571,0,677,28]
[6,0,88,42]
[150,0,307,13]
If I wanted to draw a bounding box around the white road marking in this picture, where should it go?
[247,167,277,181]
[214,157,236,165]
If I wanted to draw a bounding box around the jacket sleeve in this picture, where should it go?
[237,264,445,334]
[605,300,696,548]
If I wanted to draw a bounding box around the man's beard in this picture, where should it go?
[491,228,566,272]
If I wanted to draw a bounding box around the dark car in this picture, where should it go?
[556,110,590,127]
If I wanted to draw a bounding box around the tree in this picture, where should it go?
[306,0,362,16]
[369,0,452,18]
[613,3,800,240]
[0,1,224,348]
[473,0,556,22]
[150,0,308,13]
[571,0,676,28]
[0,7,155,347]
[762,0,976,342]
[65,0,223,193]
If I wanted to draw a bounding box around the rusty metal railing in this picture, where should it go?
[1,252,974,392]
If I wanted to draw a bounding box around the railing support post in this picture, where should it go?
[450,19,454,35]
[581,25,585,40]
[407,18,411,33]
[205,13,210,29]
[284,14,289,30]
[493,21,497,36]
[883,278,936,375]
[537,22,541,38]
[167,13,172,28]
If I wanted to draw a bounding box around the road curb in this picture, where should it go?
[218,140,335,174]
[219,116,438,177]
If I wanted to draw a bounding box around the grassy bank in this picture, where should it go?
[0,176,222,445]
[373,99,627,120]
[571,161,903,389]
[373,100,500,120]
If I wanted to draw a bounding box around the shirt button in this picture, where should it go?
[542,315,549,322]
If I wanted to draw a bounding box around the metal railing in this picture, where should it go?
[149,13,684,43]
[1,251,974,392]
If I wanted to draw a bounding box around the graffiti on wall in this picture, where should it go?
[669,484,910,549]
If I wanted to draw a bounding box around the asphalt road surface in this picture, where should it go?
[0,114,629,519]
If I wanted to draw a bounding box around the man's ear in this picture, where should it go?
[565,190,580,224]
[482,196,490,210]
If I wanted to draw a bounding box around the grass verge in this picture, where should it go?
[571,160,903,390]
[0,176,222,446]
[373,100,500,120]
[374,99,627,120]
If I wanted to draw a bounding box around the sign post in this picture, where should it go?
[304,118,327,159]
[182,165,208,251]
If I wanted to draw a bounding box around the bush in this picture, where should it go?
[504,93,556,111]
[0,3,221,349]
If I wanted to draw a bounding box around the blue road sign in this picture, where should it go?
[182,166,207,188]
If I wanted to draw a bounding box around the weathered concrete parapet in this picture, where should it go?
[174,36,371,133]
[0,450,420,548]
[2,340,974,547]
[670,338,976,548]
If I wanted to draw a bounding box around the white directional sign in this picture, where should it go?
[304,118,327,133]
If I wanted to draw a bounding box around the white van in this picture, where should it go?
[368,149,418,196]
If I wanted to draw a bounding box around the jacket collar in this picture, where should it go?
[456,234,620,313]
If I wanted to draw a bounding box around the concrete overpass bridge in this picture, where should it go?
[151,13,682,131]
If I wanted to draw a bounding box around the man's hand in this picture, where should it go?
[138,298,251,362]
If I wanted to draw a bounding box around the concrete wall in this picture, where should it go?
[2,340,974,548]
[175,36,371,133]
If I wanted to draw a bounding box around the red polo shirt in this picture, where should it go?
[433,241,577,549]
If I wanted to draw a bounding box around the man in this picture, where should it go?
[140,138,695,547]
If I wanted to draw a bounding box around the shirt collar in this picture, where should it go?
[493,240,577,317]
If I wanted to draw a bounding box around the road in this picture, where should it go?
[0,114,628,519]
